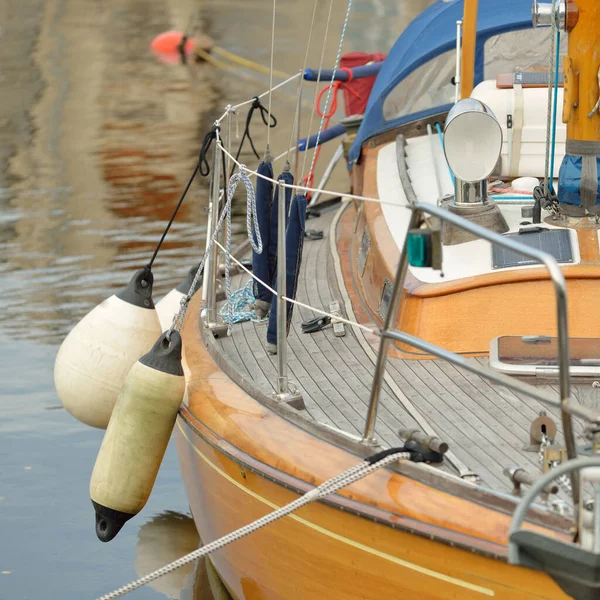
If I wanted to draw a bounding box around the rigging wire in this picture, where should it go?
[285,0,321,167]
[266,0,277,153]
[301,0,336,180]
[549,25,561,192]
[306,0,354,188]
[543,0,558,195]
[215,72,301,125]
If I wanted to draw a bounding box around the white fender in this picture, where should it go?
[155,263,201,332]
[54,268,161,429]
[90,331,185,542]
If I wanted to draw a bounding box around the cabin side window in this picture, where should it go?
[382,50,456,121]
[483,28,567,80]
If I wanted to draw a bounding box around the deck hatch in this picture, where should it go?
[491,228,573,270]
[490,336,600,377]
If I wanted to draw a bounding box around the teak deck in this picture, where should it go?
[213,205,592,494]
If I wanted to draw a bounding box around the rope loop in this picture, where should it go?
[199,124,221,177]
[251,96,277,128]
[315,68,356,119]
[228,168,263,254]
[168,164,261,335]
[231,96,278,169]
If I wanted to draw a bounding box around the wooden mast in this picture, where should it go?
[459,0,478,99]
[560,0,600,212]
[563,0,600,142]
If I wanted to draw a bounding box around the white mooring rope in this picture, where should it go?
[96,451,409,600]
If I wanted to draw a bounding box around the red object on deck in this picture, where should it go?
[304,51,387,192]
[339,51,386,116]
[151,31,195,55]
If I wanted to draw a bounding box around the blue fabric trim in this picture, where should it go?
[252,161,274,303]
[346,105,453,170]
[558,155,600,206]
[267,195,307,345]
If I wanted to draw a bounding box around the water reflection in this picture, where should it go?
[0,0,432,598]
[136,511,232,600]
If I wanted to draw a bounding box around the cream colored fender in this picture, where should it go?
[156,289,185,332]
[54,268,161,429]
[156,264,201,332]
[90,330,185,542]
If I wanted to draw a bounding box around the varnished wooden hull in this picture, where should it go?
[175,295,570,600]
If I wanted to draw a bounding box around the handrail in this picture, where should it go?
[363,200,584,509]
[508,456,600,563]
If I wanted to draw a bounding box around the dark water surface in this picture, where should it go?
[0,1,429,598]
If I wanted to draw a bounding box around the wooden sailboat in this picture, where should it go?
[174,0,600,598]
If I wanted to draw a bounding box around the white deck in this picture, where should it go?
[377,137,581,284]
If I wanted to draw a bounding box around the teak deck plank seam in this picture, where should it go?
[213,207,586,493]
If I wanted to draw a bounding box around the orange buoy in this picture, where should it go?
[151,31,195,55]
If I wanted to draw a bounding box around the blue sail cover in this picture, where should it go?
[267,194,307,346]
[252,161,274,303]
[348,0,533,165]
[268,170,294,286]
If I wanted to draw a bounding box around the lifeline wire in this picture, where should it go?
[215,72,301,125]
[96,450,409,600]
[306,0,354,185]
[214,240,380,336]
[218,141,403,208]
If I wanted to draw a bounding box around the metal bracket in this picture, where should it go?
[524,411,557,452]
[460,472,481,484]
[329,301,346,337]
[204,321,229,339]
[542,445,568,472]
[274,384,305,411]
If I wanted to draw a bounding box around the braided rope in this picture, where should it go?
[96,451,409,600]
[219,279,268,324]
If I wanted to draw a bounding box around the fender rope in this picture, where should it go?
[169,166,262,335]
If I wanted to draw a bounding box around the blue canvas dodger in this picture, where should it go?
[348,0,534,166]
[252,161,274,304]
[267,194,307,347]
